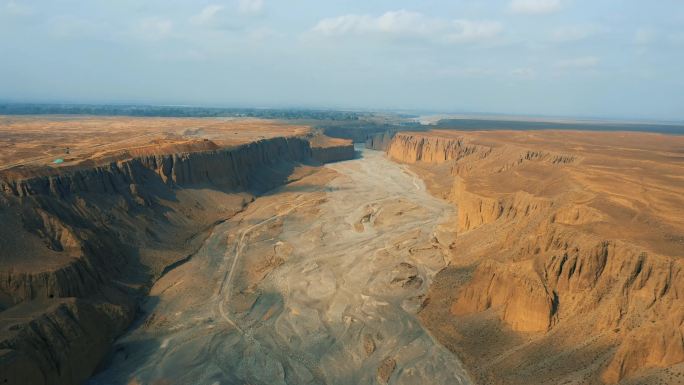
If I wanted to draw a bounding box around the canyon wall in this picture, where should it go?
[387,132,491,164]
[0,135,351,385]
[310,141,356,163]
[387,130,684,385]
[365,130,398,151]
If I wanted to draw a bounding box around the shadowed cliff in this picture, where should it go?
[0,132,353,385]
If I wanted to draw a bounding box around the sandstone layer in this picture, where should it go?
[0,116,354,385]
[365,130,399,151]
[386,130,684,385]
[308,134,355,163]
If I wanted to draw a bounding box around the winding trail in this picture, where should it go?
[89,146,472,385]
[216,198,317,331]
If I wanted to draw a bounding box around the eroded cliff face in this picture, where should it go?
[451,259,558,332]
[0,137,311,302]
[1,136,312,198]
[387,132,491,164]
[387,130,684,385]
[0,135,352,385]
[0,298,133,385]
[310,137,355,163]
[365,130,398,151]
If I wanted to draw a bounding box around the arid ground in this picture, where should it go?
[0,116,310,172]
[1,116,683,385]
[387,129,684,385]
[87,145,471,385]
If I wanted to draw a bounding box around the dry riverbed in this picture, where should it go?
[89,146,471,385]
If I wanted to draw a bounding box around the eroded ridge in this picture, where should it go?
[0,116,355,385]
[388,130,684,385]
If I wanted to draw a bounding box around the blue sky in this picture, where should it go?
[1,0,683,120]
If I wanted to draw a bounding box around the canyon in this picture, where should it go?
[0,116,355,384]
[87,145,471,385]
[1,115,683,385]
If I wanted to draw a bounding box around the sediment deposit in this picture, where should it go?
[387,130,684,385]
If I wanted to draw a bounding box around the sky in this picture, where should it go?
[1,0,683,120]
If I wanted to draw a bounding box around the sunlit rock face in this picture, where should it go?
[390,129,684,385]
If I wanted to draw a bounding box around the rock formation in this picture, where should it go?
[0,131,353,385]
[387,130,684,384]
[308,134,355,163]
[365,130,398,151]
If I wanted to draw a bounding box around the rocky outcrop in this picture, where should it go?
[496,150,577,173]
[0,298,133,385]
[451,260,558,332]
[365,130,397,151]
[307,134,355,163]
[0,137,314,302]
[451,179,553,232]
[392,130,684,384]
[602,310,684,384]
[551,204,606,225]
[377,356,397,384]
[1,258,104,306]
[310,143,355,163]
[0,137,312,198]
[390,262,423,289]
[0,135,330,385]
[386,132,491,164]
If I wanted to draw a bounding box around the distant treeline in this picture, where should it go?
[437,118,684,135]
[0,103,362,121]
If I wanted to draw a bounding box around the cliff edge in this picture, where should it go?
[0,117,354,385]
[387,130,684,385]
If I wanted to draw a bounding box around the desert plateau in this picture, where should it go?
[0,112,682,385]
[2,1,684,384]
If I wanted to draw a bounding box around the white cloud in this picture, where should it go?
[191,5,224,26]
[551,25,602,42]
[445,20,503,43]
[509,0,563,15]
[556,56,600,69]
[238,0,263,15]
[310,10,502,44]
